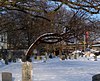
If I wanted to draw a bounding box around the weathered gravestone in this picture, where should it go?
[2,72,12,81]
[22,62,32,81]
[92,74,100,81]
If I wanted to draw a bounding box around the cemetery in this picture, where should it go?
[0,0,100,81]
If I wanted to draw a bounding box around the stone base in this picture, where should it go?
[22,62,32,81]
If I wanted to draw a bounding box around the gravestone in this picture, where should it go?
[92,74,100,81]
[2,72,12,81]
[94,55,97,61]
[22,62,32,81]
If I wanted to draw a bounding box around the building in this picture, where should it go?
[0,33,7,50]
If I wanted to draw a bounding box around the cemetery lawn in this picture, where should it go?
[0,56,100,81]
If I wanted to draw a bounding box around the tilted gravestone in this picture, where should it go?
[92,74,100,81]
[2,72,12,81]
[22,62,32,81]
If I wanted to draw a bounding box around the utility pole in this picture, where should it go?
[83,34,86,51]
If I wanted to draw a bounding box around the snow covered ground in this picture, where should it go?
[0,56,100,81]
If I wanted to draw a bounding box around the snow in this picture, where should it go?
[0,56,100,81]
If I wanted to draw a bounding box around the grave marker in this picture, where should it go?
[2,72,12,81]
[22,62,32,81]
[92,74,100,81]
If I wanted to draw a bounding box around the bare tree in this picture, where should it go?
[0,0,99,50]
[0,0,99,17]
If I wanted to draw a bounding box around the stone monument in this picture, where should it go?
[22,62,33,81]
[2,72,12,81]
[92,74,100,81]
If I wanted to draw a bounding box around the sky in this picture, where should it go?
[91,14,100,20]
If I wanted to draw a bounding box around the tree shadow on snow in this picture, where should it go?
[12,77,15,81]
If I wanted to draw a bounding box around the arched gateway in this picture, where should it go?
[25,33,64,61]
